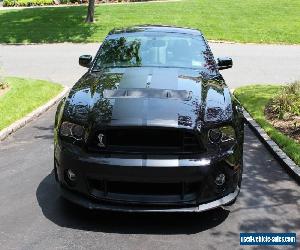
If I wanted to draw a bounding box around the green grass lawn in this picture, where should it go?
[0,0,299,44]
[234,85,300,166]
[0,77,63,131]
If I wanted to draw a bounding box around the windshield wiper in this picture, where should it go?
[92,65,204,72]
[92,65,141,72]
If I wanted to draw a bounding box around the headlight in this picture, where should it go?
[208,126,236,144]
[60,122,85,140]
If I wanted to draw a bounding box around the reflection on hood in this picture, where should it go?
[64,67,232,129]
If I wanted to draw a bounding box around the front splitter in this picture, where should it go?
[59,185,240,213]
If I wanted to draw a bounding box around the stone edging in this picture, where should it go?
[0,87,69,141]
[243,110,300,184]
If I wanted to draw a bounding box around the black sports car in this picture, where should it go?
[54,25,244,212]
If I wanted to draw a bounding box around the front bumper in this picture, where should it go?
[54,141,242,212]
[59,184,240,212]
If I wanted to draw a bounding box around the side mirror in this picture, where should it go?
[217,57,232,70]
[79,55,92,68]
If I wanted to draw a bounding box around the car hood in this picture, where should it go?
[64,67,233,129]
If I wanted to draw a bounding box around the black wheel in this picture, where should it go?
[238,159,243,188]
[223,160,243,208]
[53,160,59,182]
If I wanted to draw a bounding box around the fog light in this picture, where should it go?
[208,128,222,143]
[67,169,76,181]
[215,173,225,186]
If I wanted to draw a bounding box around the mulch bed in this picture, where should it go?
[0,85,10,97]
[54,0,159,4]
[265,106,300,143]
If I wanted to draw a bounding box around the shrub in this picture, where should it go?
[0,73,8,89]
[3,0,54,6]
[59,0,80,4]
[284,81,300,95]
[0,81,9,90]
[3,0,151,6]
[267,81,300,119]
[2,0,14,6]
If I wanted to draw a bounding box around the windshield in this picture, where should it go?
[93,32,216,71]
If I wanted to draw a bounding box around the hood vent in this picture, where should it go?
[103,88,192,101]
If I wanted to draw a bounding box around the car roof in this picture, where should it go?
[108,25,203,36]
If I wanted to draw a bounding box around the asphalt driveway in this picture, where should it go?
[0,107,299,249]
[0,43,299,249]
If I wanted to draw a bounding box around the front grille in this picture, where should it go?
[87,178,201,204]
[88,127,204,154]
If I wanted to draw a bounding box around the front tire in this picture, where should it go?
[223,159,243,207]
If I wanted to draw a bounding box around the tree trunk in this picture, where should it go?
[85,0,95,23]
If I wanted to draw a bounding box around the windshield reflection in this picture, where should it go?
[93,32,217,72]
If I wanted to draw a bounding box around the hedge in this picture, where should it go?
[2,0,154,6]
[3,0,54,7]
